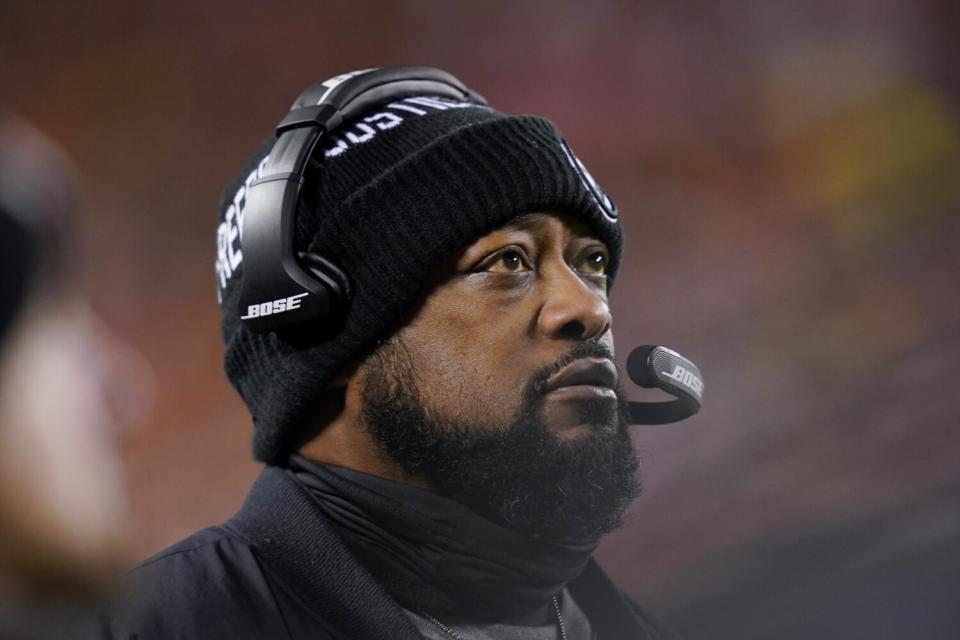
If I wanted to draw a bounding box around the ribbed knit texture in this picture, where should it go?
[217,98,623,463]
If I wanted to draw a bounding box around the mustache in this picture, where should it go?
[526,341,617,396]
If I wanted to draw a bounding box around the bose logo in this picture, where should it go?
[241,293,309,320]
[662,365,704,398]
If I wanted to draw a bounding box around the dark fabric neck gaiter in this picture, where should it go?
[286,455,598,622]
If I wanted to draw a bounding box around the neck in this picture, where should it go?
[298,426,429,489]
[296,384,430,490]
[287,457,597,621]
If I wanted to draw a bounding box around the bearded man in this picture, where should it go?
[106,67,685,640]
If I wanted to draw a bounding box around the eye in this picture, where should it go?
[487,248,527,273]
[480,246,531,273]
[577,249,608,276]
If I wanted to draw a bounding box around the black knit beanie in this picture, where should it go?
[216,89,624,464]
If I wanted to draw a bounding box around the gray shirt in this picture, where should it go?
[404,589,594,640]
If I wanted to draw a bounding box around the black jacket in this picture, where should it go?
[105,467,679,639]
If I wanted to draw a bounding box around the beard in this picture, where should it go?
[360,338,641,544]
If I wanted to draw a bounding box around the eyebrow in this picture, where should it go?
[501,212,540,229]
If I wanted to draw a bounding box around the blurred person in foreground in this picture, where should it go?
[0,118,147,638]
[106,67,682,639]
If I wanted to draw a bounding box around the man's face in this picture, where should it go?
[359,212,639,543]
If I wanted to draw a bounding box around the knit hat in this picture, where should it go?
[216,88,623,464]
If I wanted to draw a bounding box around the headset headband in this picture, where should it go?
[238,66,486,333]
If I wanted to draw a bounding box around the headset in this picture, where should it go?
[626,346,703,425]
[238,66,486,334]
[238,66,703,425]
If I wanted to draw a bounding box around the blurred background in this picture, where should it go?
[2,1,958,637]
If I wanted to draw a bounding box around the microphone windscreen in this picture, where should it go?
[626,345,658,388]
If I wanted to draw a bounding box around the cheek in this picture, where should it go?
[396,295,532,427]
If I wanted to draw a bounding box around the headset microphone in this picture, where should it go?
[625,345,703,425]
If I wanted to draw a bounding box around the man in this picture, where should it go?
[107,67,681,639]
[0,117,147,639]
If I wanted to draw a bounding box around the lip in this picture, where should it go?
[544,357,619,393]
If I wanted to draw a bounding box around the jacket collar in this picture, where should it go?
[227,465,651,639]
[228,466,424,640]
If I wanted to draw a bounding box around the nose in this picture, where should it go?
[536,266,611,342]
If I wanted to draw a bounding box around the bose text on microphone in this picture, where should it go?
[625,345,704,425]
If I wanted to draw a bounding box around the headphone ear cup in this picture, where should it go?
[297,251,352,317]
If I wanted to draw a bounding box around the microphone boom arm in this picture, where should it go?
[625,345,704,425]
